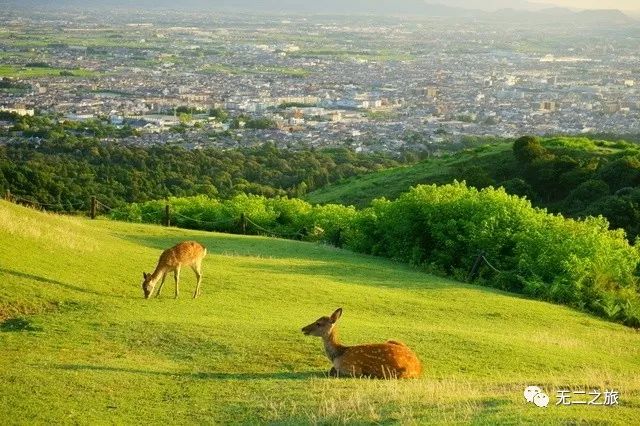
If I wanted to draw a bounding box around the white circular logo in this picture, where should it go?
[533,392,550,408]
[524,386,542,403]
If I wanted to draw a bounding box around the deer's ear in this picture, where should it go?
[143,272,148,279]
[330,308,343,323]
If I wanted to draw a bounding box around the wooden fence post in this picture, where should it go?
[467,251,485,282]
[4,189,10,202]
[90,196,97,219]
[164,203,171,227]
[240,213,247,234]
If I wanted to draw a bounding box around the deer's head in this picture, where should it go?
[142,272,154,299]
[302,308,342,337]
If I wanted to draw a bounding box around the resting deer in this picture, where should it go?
[301,308,422,379]
[142,241,207,299]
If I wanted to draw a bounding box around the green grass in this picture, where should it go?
[306,138,640,207]
[366,110,400,121]
[307,144,514,207]
[0,65,99,79]
[290,49,414,62]
[1,200,639,424]
[200,63,310,78]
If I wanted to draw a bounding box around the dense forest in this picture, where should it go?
[5,110,640,243]
[0,138,406,210]
[508,136,640,241]
[0,111,412,209]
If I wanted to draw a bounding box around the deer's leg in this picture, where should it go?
[192,262,202,298]
[329,367,338,377]
[174,266,181,299]
[155,273,167,297]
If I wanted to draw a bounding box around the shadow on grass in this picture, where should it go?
[119,234,459,291]
[0,317,42,332]
[121,232,341,261]
[51,364,322,380]
[0,268,110,297]
[118,233,514,296]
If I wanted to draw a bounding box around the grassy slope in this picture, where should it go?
[0,65,99,78]
[306,139,632,207]
[306,144,514,207]
[1,200,639,424]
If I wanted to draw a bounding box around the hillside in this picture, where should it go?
[307,143,515,207]
[1,201,639,423]
[307,137,640,241]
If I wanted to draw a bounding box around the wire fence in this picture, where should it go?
[243,216,306,239]
[9,193,86,211]
[172,211,236,227]
[4,191,326,247]
[6,191,520,278]
[96,200,114,212]
[466,250,526,283]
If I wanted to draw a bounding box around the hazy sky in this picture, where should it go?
[535,0,639,10]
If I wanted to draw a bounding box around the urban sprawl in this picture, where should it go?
[1,10,639,153]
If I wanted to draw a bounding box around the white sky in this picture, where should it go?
[534,0,639,10]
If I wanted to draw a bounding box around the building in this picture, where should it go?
[540,101,557,112]
[1,105,35,116]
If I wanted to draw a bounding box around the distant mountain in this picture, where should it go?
[576,9,637,25]
[491,6,636,25]
[0,0,461,15]
[1,0,636,25]
[430,0,554,12]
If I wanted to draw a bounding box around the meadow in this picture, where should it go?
[1,200,639,424]
[200,64,310,78]
[0,65,99,79]
[306,144,513,207]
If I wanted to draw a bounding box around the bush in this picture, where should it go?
[513,135,548,163]
[346,182,639,326]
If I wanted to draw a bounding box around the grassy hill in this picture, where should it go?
[1,200,639,424]
[306,138,640,210]
[306,143,514,207]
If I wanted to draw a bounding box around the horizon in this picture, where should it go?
[532,0,640,11]
[3,0,640,12]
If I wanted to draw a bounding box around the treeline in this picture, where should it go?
[413,136,640,242]
[0,137,404,210]
[506,136,640,241]
[111,185,640,328]
[1,113,138,139]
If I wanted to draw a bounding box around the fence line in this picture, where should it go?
[9,193,86,210]
[480,255,503,274]
[96,200,114,212]
[5,193,306,241]
[172,210,235,227]
[467,251,523,283]
[244,216,305,239]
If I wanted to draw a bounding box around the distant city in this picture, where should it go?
[1,6,640,154]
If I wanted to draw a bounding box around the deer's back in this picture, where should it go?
[334,341,422,379]
[160,241,206,268]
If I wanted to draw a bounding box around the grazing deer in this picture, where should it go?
[301,308,422,379]
[142,241,207,299]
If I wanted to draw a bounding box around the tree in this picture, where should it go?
[597,156,640,191]
[513,135,548,164]
[209,107,229,122]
